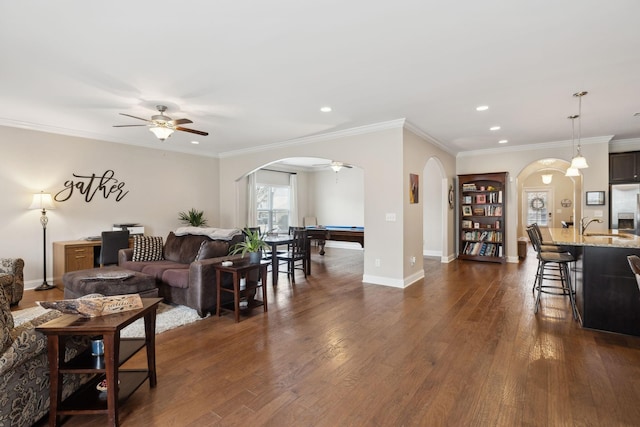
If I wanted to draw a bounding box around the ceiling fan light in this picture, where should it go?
[565,167,580,177]
[331,164,342,172]
[570,155,589,169]
[149,126,174,141]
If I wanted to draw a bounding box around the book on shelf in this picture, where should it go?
[498,190,503,203]
[473,207,485,216]
[462,183,477,191]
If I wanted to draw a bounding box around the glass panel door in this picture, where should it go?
[525,189,551,227]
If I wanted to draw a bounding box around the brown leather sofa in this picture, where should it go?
[118,231,245,317]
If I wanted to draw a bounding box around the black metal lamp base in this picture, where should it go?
[35,282,55,291]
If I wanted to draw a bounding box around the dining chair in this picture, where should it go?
[99,230,130,267]
[277,228,308,284]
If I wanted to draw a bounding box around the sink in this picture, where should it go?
[584,232,632,238]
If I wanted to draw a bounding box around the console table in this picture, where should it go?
[36,297,162,426]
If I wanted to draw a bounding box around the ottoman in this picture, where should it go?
[63,266,158,299]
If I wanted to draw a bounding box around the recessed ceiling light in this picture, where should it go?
[490,126,501,131]
[320,106,332,113]
[191,140,200,145]
[476,105,489,111]
[499,139,508,144]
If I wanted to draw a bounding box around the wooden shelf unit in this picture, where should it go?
[458,172,507,263]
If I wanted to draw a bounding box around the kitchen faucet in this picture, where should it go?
[580,217,603,235]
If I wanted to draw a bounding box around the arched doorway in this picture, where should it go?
[423,157,449,261]
[516,158,583,239]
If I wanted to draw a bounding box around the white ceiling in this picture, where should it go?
[1,1,639,159]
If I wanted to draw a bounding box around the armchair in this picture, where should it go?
[0,258,24,305]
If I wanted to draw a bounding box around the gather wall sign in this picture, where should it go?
[54,169,129,203]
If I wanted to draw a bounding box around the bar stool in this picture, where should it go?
[526,225,578,319]
[528,223,568,292]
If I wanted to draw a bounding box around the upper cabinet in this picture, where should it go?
[610,152,640,183]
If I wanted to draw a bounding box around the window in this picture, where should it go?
[525,190,550,227]
[256,184,290,233]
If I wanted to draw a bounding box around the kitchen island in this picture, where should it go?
[544,227,640,336]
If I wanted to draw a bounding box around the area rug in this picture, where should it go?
[12,302,207,337]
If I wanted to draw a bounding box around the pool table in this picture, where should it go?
[305,226,364,255]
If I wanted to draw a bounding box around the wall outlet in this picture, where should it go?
[410,256,416,266]
[375,258,381,267]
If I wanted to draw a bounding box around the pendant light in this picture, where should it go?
[565,114,580,176]
[541,174,553,184]
[570,91,589,169]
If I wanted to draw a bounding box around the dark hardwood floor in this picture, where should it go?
[19,246,640,426]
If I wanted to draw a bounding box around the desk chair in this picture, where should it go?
[277,228,308,284]
[526,226,577,319]
[99,230,130,267]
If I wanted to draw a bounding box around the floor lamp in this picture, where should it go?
[29,191,56,291]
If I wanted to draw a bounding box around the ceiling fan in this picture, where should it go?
[113,105,209,141]
[313,160,354,172]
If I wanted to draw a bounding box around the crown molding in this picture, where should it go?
[219,119,406,158]
[609,138,640,153]
[402,121,456,155]
[457,135,614,158]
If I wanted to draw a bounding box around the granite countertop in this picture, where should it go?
[545,227,640,248]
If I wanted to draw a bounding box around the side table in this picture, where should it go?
[215,259,269,322]
[36,297,162,427]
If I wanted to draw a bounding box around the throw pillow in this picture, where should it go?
[195,240,229,261]
[132,236,164,262]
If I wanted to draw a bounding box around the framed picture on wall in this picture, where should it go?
[409,173,419,204]
[586,191,605,206]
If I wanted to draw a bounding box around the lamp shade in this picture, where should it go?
[565,167,580,177]
[29,192,55,210]
[149,126,174,140]
[570,155,589,169]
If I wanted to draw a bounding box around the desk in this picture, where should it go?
[264,234,312,286]
[37,297,162,426]
[306,226,364,255]
[215,260,269,322]
[53,239,133,290]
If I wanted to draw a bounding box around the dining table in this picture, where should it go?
[263,234,311,286]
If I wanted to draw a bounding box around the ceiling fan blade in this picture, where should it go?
[119,113,152,123]
[113,124,148,127]
[176,126,209,136]
[343,165,353,168]
[170,118,193,126]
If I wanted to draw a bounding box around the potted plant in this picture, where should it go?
[178,208,208,227]
[231,227,269,263]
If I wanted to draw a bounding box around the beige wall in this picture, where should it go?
[403,128,457,284]
[218,123,409,286]
[457,138,609,261]
[0,126,219,288]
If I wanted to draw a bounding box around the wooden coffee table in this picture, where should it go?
[36,297,162,427]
